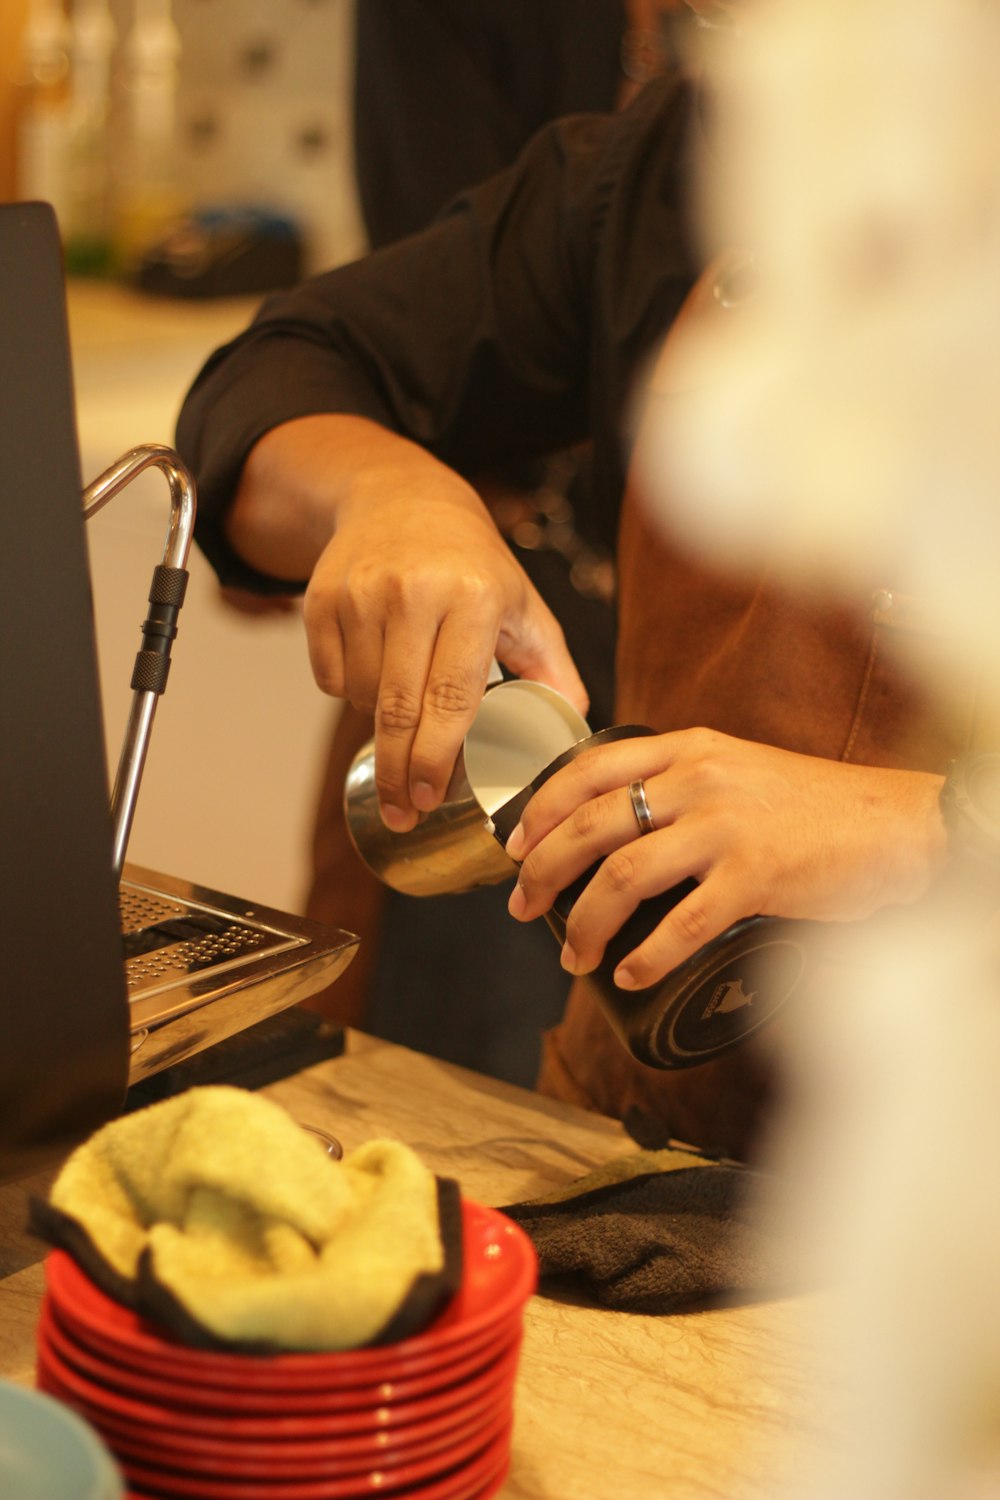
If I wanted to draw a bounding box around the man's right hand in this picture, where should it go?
[227,414,588,831]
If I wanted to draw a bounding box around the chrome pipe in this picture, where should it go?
[82,444,196,881]
[82,442,196,571]
[109,691,158,881]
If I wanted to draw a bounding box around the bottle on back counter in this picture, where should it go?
[13,0,72,218]
[62,0,117,274]
[112,0,187,273]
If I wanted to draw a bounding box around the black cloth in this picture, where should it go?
[499,1146,806,1314]
[354,0,626,252]
[175,75,702,591]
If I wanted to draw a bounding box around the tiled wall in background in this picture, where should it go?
[113,0,367,272]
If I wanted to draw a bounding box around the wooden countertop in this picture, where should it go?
[0,1032,831,1499]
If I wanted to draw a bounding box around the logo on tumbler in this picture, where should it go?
[701,976,755,1022]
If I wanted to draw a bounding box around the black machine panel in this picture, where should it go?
[0,201,129,1179]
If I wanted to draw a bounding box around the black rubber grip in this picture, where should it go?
[149,565,188,607]
[131,649,170,693]
[129,565,189,693]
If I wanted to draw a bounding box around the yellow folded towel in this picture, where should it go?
[30,1085,462,1353]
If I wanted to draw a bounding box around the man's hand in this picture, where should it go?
[505,728,948,988]
[227,415,587,831]
[303,471,586,831]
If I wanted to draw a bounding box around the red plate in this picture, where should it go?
[37,1356,509,1494]
[44,1201,535,1386]
[61,1387,513,1483]
[124,1482,508,1500]
[44,1290,520,1410]
[36,1321,520,1442]
[114,1423,513,1500]
[95,1399,511,1490]
[40,1295,520,1417]
[124,1462,510,1500]
[39,1308,515,1446]
[37,1335,513,1500]
[47,1273,514,1394]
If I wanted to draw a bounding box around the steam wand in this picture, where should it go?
[82,443,196,882]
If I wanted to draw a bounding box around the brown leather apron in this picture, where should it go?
[535,259,980,1160]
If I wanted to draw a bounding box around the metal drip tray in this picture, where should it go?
[121,890,299,993]
[121,864,358,1085]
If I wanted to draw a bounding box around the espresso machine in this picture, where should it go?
[0,202,357,1181]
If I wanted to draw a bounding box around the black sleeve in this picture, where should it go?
[175,78,692,592]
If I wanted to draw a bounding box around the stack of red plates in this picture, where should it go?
[36,1200,536,1500]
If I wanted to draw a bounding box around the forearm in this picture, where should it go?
[224,413,496,583]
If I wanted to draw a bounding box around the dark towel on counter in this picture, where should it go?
[499,1143,802,1315]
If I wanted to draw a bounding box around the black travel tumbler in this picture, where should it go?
[491,725,821,1069]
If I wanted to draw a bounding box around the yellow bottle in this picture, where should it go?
[63,0,117,274]
[14,0,71,217]
[113,0,186,274]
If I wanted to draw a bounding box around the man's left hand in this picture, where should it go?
[505,728,947,989]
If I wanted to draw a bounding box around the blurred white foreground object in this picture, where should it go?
[631,3,1000,1495]
[641,0,1000,699]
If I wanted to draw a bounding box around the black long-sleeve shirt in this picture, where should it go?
[175,76,701,594]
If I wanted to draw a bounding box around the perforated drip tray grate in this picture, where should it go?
[121,889,296,994]
[120,864,358,1085]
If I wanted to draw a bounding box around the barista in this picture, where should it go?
[176,68,956,1159]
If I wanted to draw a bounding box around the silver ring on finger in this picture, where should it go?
[628,778,656,837]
